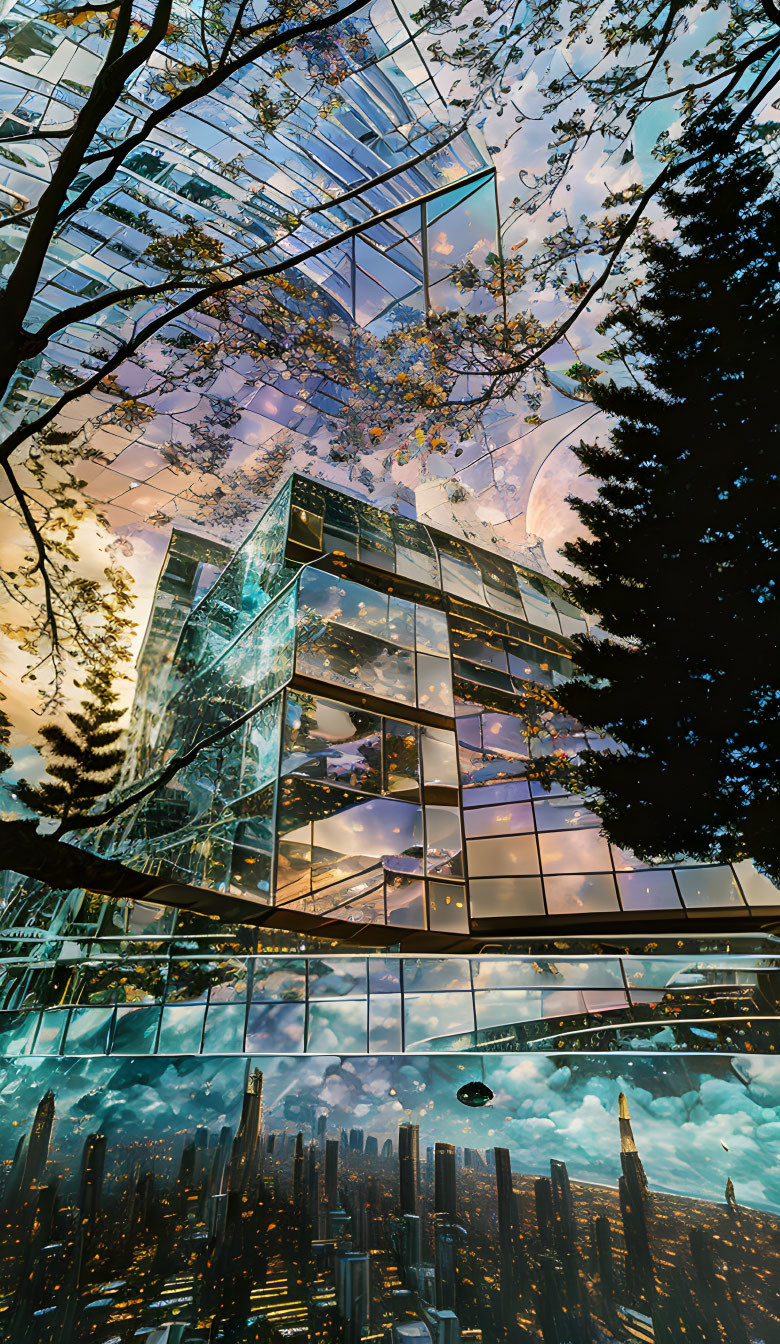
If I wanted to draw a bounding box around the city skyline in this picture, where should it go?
[0,1057,776,1343]
[1,1052,779,1215]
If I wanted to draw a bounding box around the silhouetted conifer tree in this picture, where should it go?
[561,115,780,881]
[0,691,11,775]
[16,669,126,834]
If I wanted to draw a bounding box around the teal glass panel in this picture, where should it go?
[245,1002,305,1052]
[174,480,295,678]
[403,959,471,992]
[283,694,381,791]
[368,995,402,1052]
[296,568,415,705]
[0,1010,39,1056]
[32,1009,68,1055]
[307,1000,367,1052]
[63,1007,113,1055]
[250,959,306,1001]
[202,1003,246,1053]
[308,959,367,998]
[157,1004,206,1053]
[111,1006,161,1054]
[404,992,475,1046]
[474,990,544,1030]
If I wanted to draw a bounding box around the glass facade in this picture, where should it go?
[83,473,780,939]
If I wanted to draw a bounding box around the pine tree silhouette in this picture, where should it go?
[0,690,12,776]
[15,669,126,835]
[561,113,780,883]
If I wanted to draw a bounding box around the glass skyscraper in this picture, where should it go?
[99,472,779,938]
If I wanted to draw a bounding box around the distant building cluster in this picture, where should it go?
[0,1072,775,1342]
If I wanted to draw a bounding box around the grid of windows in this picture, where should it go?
[96,475,780,937]
[0,949,776,1057]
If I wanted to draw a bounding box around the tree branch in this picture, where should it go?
[0,166,495,469]
[0,820,476,948]
[52,0,372,229]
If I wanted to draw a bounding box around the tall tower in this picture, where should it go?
[495,1147,523,1334]
[434,1143,456,1221]
[550,1158,576,1253]
[434,1143,458,1312]
[399,1122,419,1216]
[23,1091,55,1196]
[78,1132,106,1235]
[325,1136,340,1210]
[617,1092,653,1307]
[619,1093,648,1191]
[229,1067,263,1194]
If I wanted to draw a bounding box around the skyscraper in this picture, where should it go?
[618,1094,654,1307]
[228,1067,263,1194]
[77,1133,106,1235]
[349,1128,365,1155]
[550,1159,576,1254]
[23,1091,55,1202]
[619,1093,648,1190]
[495,1147,523,1333]
[399,1123,420,1217]
[325,1138,340,1211]
[434,1144,456,1222]
[336,1250,370,1344]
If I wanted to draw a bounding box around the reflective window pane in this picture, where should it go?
[202,1003,246,1053]
[732,861,780,907]
[251,959,306,1001]
[618,871,682,911]
[64,1007,114,1056]
[111,1006,161,1055]
[369,996,402,1052]
[386,876,426,928]
[538,830,613,874]
[308,958,367,998]
[469,877,545,920]
[245,1002,305,1053]
[307,1000,367,1052]
[405,991,475,1047]
[157,1004,206,1053]
[464,801,534,838]
[420,726,459,787]
[675,867,745,909]
[475,990,542,1030]
[544,874,620,915]
[428,881,469,933]
[467,834,539,877]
